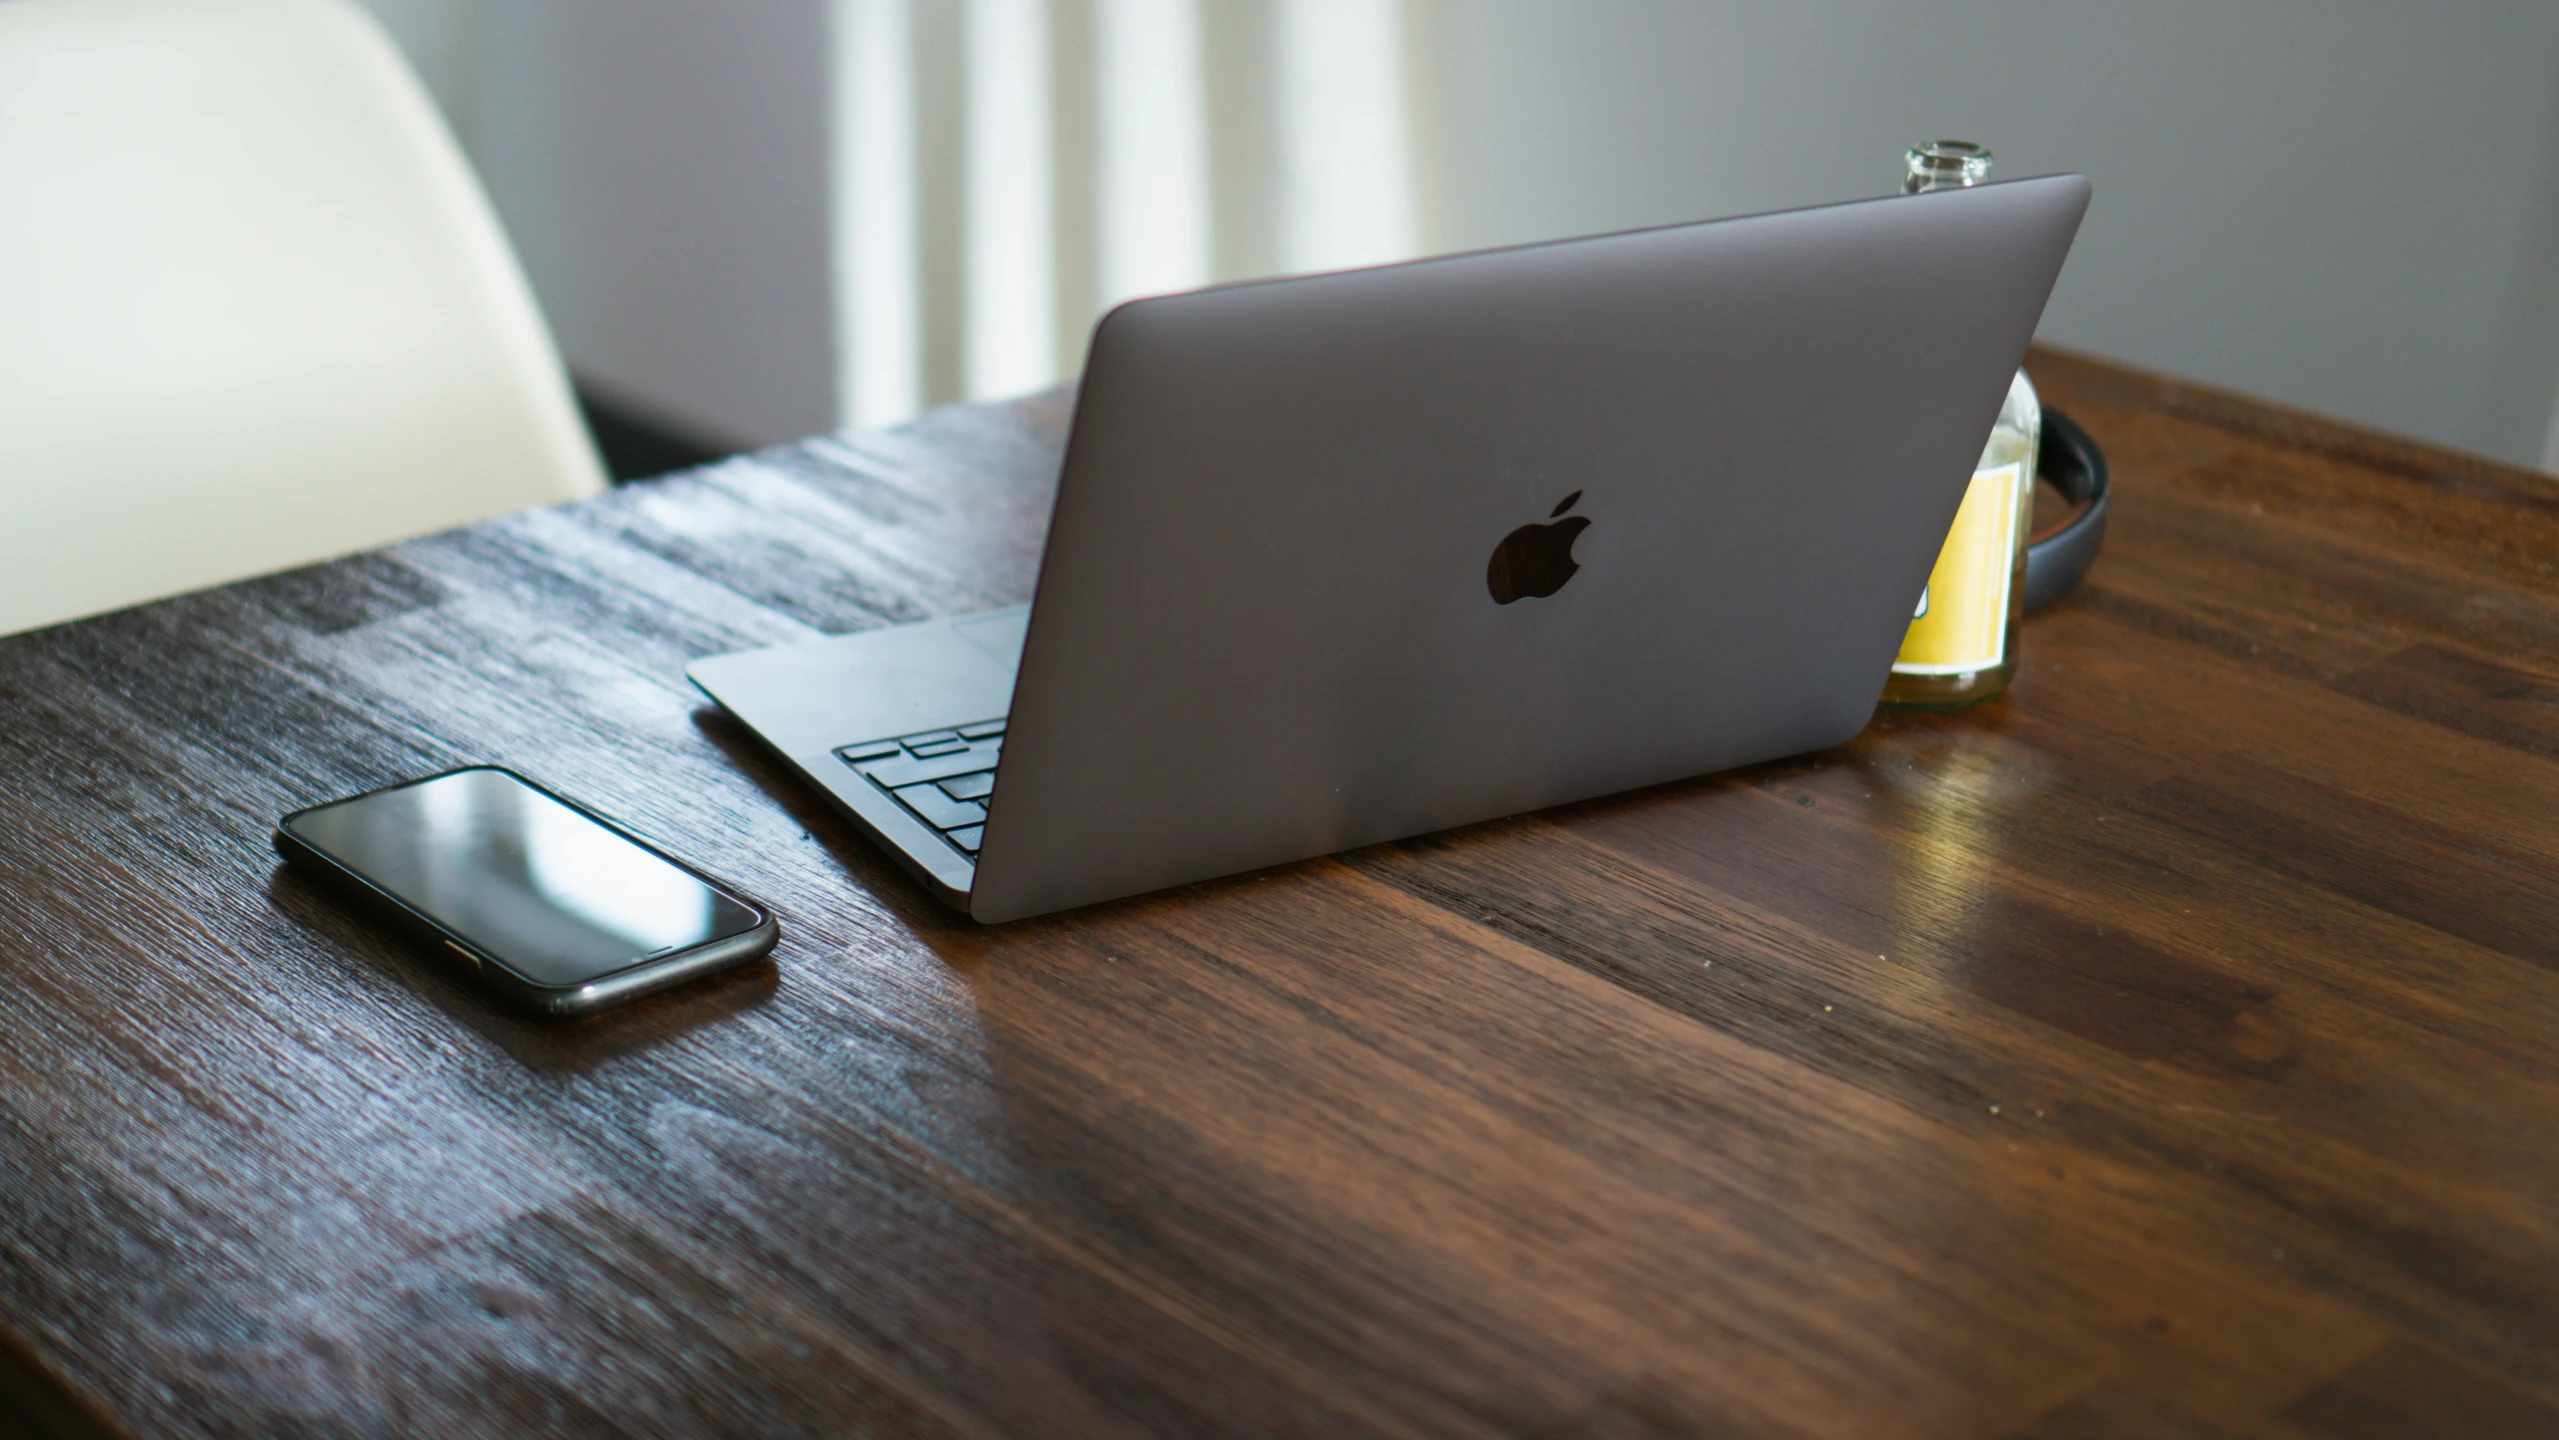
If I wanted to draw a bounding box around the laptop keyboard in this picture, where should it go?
[836,719,1006,858]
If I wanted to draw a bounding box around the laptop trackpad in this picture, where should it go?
[953,608,1030,672]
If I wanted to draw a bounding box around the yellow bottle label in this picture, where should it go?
[1893,460,2022,675]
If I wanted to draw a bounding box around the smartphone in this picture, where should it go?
[275,766,778,1017]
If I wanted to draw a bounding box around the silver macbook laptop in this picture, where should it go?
[690,176,2090,923]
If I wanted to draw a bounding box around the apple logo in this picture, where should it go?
[1486,490,1590,605]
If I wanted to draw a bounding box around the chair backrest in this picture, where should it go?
[0,0,609,637]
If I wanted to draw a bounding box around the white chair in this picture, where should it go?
[0,0,608,637]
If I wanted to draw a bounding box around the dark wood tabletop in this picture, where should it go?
[1,347,2555,1440]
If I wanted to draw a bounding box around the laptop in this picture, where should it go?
[689,175,2090,923]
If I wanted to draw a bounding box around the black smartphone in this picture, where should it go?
[276,766,778,1017]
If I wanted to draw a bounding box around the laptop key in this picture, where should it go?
[899,729,960,749]
[956,720,1006,740]
[938,771,995,801]
[947,825,984,853]
[860,746,999,788]
[907,738,969,758]
[836,740,901,764]
[893,783,988,831]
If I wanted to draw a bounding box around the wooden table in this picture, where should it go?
[1,348,2554,1439]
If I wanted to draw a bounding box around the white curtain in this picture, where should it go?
[830,0,1423,429]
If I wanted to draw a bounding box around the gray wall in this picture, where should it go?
[353,0,2559,469]
[1418,0,2559,470]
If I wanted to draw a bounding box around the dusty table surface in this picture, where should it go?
[0,349,2555,1439]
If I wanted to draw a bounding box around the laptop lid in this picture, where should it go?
[968,176,2090,922]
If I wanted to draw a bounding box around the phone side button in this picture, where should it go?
[442,940,483,973]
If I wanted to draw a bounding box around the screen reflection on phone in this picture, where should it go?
[287,769,759,987]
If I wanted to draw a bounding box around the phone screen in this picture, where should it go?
[282,768,765,987]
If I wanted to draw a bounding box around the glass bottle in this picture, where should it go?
[1880,140,2042,712]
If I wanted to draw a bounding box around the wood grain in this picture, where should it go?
[0,351,2554,1437]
